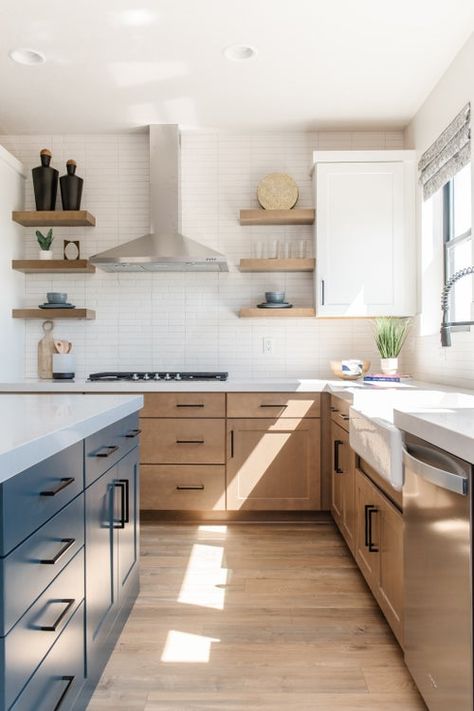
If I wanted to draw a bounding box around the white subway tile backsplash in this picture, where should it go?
[3,129,403,379]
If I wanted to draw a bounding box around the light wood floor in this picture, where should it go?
[88,521,426,710]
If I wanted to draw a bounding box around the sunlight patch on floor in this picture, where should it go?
[161,630,220,663]
[178,543,228,609]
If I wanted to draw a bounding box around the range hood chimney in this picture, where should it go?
[90,125,228,272]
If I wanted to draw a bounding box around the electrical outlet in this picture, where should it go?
[263,337,274,354]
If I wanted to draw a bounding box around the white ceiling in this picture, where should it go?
[0,0,473,134]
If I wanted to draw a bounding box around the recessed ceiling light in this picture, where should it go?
[223,45,257,61]
[8,48,46,66]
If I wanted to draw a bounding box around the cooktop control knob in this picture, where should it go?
[143,373,150,381]
[153,373,161,380]
[164,373,171,380]
[131,373,139,381]
[175,373,182,381]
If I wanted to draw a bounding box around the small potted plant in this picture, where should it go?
[36,228,54,259]
[374,317,411,375]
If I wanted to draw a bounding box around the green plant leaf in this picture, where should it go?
[374,317,411,358]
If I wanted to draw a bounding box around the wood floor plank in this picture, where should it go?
[87,522,426,710]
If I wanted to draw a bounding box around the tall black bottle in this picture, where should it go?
[60,159,83,210]
[32,149,58,210]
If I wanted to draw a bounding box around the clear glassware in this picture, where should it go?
[267,239,278,259]
[292,239,306,258]
[278,240,291,259]
[253,240,265,259]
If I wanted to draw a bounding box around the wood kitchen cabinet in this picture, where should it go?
[313,150,416,317]
[226,418,321,510]
[330,420,355,553]
[354,467,404,645]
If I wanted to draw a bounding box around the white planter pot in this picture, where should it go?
[39,250,53,260]
[380,357,399,375]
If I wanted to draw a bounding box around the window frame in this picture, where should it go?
[442,173,472,327]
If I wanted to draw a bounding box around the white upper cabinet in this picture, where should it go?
[313,151,416,317]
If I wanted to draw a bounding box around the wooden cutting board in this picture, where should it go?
[38,320,55,379]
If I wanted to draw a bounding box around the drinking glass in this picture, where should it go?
[292,239,307,258]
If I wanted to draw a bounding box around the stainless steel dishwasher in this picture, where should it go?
[403,433,472,711]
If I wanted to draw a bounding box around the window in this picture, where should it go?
[442,163,472,323]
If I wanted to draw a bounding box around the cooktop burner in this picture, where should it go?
[88,371,228,382]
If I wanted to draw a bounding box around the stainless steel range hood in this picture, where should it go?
[90,125,228,272]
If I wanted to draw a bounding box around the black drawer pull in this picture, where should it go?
[339,413,350,421]
[260,404,288,408]
[113,479,130,528]
[176,403,205,408]
[230,429,234,458]
[39,538,75,565]
[40,477,75,497]
[330,406,339,412]
[334,440,344,474]
[176,439,205,444]
[125,428,141,438]
[365,504,379,552]
[53,675,75,711]
[39,598,75,632]
[176,484,205,491]
[95,445,119,458]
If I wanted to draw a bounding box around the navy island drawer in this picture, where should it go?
[0,494,84,636]
[10,601,84,711]
[0,441,83,556]
[85,413,139,487]
[1,548,84,710]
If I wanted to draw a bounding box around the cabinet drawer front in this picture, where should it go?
[0,442,83,556]
[141,393,225,418]
[330,395,351,430]
[10,602,85,711]
[3,549,84,710]
[0,494,84,636]
[227,393,320,418]
[141,465,226,510]
[85,413,139,487]
[141,419,225,464]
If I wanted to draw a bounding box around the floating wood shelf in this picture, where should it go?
[12,308,96,320]
[239,209,315,226]
[240,258,315,272]
[239,307,315,318]
[12,259,95,274]
[12,210,96,227]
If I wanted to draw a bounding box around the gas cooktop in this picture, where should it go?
[88,371,228,382]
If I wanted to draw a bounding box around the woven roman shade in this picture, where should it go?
[418,102,471,200]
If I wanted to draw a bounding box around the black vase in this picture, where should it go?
[60,160,83,210]
[32,149,58,211]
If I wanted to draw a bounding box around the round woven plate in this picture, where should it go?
[257,173,299,210]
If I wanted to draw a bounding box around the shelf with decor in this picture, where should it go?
[12,210,96,227]
[239,307,315,318]
[12,259,95,274]
[239,209,315,226]
[239,258,315,272]
[12,308,96,320]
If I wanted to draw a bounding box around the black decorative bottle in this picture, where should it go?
[60,159,83,210]
[32,149,59,210]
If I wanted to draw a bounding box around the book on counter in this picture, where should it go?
[363,374,401,382]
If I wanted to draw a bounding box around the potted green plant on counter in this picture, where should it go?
[374,317,411,374]
[36,228,54,259]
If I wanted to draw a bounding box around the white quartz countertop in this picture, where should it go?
[394,408,474,464]
[0,394,143,483]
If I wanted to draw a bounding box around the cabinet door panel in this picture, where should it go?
[377,494,404,645]
[315,158,415,317]
[116,448,139,595]
[354,468,380,589]
[85,467,117,670]
[227,419,320,510]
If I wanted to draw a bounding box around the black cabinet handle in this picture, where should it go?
[125,428,141,438]
[95,445,119,458]
[339,413,350,421]
[230,430,234,458]
[40,477,75,497]
[176,484,205,491]
[260,404,288,408]
[53,675,75,711]
[334,440,344,474]
[39,538,75,565]
[39,599,75,632]
[113,480,129,528]
[176,439,205,444]
[365,504,379,552]
[321,279,325,305]
[330,406,338,412]
[176,403,205,408]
